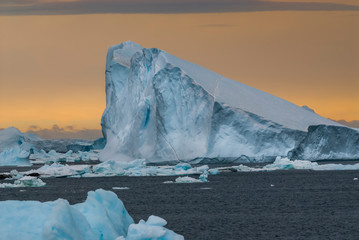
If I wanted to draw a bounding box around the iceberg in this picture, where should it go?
[100,41,344,163]
[0,189,183,240]
[0,146,32,166]
[288,125,359,160]
[0,127,40,166]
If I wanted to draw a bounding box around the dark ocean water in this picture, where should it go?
[1,169,359,239]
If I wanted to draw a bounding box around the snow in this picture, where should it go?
[0,189,183,240]
[100,41,343,163]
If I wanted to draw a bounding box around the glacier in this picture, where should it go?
[0,189,183,240]
[100,41,347,163]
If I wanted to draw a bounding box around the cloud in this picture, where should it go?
[334,120,359,129]
[28,125,39,130]
[26,125,103,140]
[0,0,358,15]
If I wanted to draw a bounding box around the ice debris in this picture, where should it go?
[174,176,203,183]
[112,187,130,190]
[227,157,359,172]
[29,149,99,164]
[124,215,184,240]
[0,189,183,240]
[0,176,45,188]
[17,160,212,180]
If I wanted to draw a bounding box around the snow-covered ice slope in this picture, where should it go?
[101,41,342,163]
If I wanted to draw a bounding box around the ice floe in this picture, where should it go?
[0,189,183,240]
[0,176,45,188]
[226,157,359,172]
[29,149,99,164]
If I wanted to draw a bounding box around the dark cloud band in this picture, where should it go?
[1,0,358,15]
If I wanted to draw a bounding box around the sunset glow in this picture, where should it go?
[0,1,358,137]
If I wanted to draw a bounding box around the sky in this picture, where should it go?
[0,0,358,139]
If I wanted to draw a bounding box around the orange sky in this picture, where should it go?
[0,8,358,134]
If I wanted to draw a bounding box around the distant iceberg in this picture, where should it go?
[100,41,352,163]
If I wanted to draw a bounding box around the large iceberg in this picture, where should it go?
[0,189,183,240]
[100,41,343,163]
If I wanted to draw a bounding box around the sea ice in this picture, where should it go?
[0,176,46,188]
[0,189,183,240]
[229,156,359,172]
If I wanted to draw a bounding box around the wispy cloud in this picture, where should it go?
[0,0,358,16]
[26,124,103,140]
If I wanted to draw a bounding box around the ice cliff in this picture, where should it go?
[100,41,348,163]
[288,125,359,160]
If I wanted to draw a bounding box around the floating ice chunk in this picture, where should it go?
[1,189,182,240]
[74,189,134,239]
[0,146,31,166]
[126,215,184,240]
[163,181,174,184]
[208,168,220,175]
[0,176,46,188]
[93,159,146,175]
[29,149,100,164]
[27,163,92,177]
[43,199,97,240]
[175,176,203,183]
[230,156,359,172]
[10,169,24,179]
[112,187,130,190]
[354,178,358,181]
[199,170,209,182]
[174,163,192,171]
